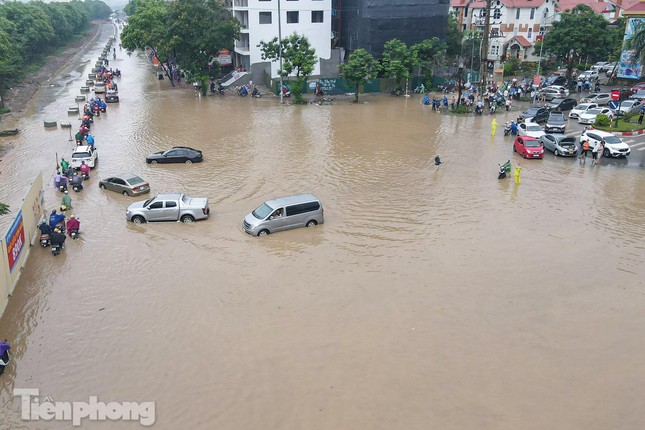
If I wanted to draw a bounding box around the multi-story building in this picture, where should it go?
[230,0,332,79]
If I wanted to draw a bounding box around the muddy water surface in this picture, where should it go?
[0,26,645,429]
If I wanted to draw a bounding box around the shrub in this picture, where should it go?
[0,108,10,115]
[504,58,521,76]
[451,104,469,114]
[595,114,610,127]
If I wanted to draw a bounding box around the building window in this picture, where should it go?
[493,8,501,19]
[259,0,269,2]
[516,9,520,19]
[287,11,299,23]
[311,10,323,23]
[527,28,532,39]
[530,8,535,19]
[543,8,549,18]
[259,11,272,24]
[464,6,468,17]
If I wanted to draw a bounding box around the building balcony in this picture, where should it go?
[233,0,248,8]
[235,42,250,53]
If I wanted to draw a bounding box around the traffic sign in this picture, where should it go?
[609,100,619,109]
[611,90,621,101]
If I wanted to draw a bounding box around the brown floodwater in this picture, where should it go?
[1,24,645,429]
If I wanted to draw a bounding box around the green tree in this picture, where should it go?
[258,33,317,104]
[380,38,416,89]
[446,12,462,58]
[412,37,446,87]
[0,203,9,216]
[339,48,379,102]
[0,17,21,106]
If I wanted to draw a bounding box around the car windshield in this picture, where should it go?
[587,108,603,115]
[576,104,592,110]
[252,203,274,220]
[143,198,155,207]
[527,125,542,131]
[622,101,636,107]
[72,152,90,158]
[604,136,623,144]
[525,108,539,115]
[126,176,145,185]
[551,98,564,104]
[525,139,541,147]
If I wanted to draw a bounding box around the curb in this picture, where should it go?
[615,129,645,137]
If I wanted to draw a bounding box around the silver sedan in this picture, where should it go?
[99,174,151,196]
[539,134,578,157]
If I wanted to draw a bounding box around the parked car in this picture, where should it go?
[630,82,645,92]
[99,173,150,196]
[546,75,567,86]
[105,90,119,103]
[71,145,98,169]
[581,130,631,158]
[146,147,203,164]
[591,61,609,71]
[539,134,578,157]
[578,70,599,81]
[94,82,106,94]
[518,107,549,123]
[126,193,210,223]
[578,107,614,125]
[243,194,324,236]
[513,136,544,159]
[581,93,611,105]
[518,122,545,139]
[540,87,566,101]
[548,97,577,111]
[569,103,598,119]
[630,89,645,101]
[605,62,617,75]
[545,112,567,133]
[616,99,642,115]
[546,85,570,96]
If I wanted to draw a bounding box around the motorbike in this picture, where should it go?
[73,183,84,192]
[51,243,63,256]
[0,341,10,375]
[81,171,89,180]
[58,183,68,193]
[40,234,50,247]
[475,106,483,115]
[498,162,512,179]
[504,123,512,136]
[70,229,80,240]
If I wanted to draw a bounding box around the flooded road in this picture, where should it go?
[1,24,645,429]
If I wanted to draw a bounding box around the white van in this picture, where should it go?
[243,194,324,236]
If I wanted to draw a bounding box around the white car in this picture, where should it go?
[518,122,545,139]
[581,130,631,157]
[581,93,611,105]
[569,103,598,119]
[578,70,599,81]
[94,82,106,94]
[71,145,98,169]
[591,62,609,71]
[545,85,570,96]
[616,99,642,115]
[578,107,614,125]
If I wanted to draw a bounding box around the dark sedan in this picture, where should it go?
[518,107,549,123]
[146,147,203,164]
[548,97,577,112]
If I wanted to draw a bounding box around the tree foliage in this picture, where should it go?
[121,0,239,86]
[446,12,462,58]
[380,38,417,86]
[542,5,624,64]
[0,203,9,216]
[339,48,378,102]
[412,37,446,85]
[258,33,317,103]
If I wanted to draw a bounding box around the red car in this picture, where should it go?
[630,82,645,92]
[513,136,544,159]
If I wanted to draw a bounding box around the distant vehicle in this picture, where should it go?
[540,87,566,101]
[569,103,598,119]
[105,90,119,103]
[545,112,567,133]
[604,62,617,76]
[578,70,599,81]
[616,99,642,115]
[591,61,609,71]
[630,82,645,92]
[548,97,577,111]
[513,136,544,159]
[146,147,203,164]
[243,194,324,237]
[581,93,611,105]
[126,193,210,223]
[578,107,614,124]
[581,130,631,158]
[518,107,549,123]
[99,174,150,196]
[71,145,98,169]
[540,134,577,157]
[629,89,645,101]
[546,85,570,96]
[94,82,106,94]
[518,122,546,139]
[546,75,567,87]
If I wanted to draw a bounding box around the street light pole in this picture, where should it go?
[457,58,464,105]
[277,0,284,104]
[479,0,492,97]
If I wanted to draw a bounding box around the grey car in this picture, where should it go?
[545,112,567,133]
[539,134,578,157]
[99,174,150,196]
[243,194,324,236]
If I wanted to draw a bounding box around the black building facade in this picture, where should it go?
[337,0,450,57]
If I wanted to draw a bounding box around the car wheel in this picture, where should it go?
[151,160,158,165]
[603,148,610,157]
[554,149,559,156]
[99,183,106,189]
[122,190,129,196]
[181,214,195,223]
[185,160,192,164]
[306,220,317,227]
[513,145,517,152]
[258,229,269,237]
[132,216,145,224]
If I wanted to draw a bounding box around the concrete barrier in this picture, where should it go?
[68,107,79,115]
[60,122,72,128]
[44,120,57,128]
[80,87,90,93]
[88,73,96,79]
[75,95,86,102]
[85,80,94,86]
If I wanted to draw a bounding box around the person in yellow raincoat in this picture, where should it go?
[514,165,522,184]
[491,118,498,136]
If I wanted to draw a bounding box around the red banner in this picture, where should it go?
[5,211,25,273]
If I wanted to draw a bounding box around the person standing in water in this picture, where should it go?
[491,118,498,136]
[514,164,522,185]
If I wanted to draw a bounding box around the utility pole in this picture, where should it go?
[277,0,284,104]
[479,0,492,98]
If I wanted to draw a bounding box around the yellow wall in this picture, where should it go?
[0,173,45,317]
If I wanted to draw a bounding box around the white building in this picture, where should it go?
[230,0,332,79]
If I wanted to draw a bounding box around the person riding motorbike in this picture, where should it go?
[79,161,91,179]
[66,215,80,237]
[49,210,66,230]
[315,83,325,96]
[55,173,68,191]
[251,85,260,97]
[39,222,52,236]
[498,160,512,179]
[60,190,72,212]
[282,85,291,97]
[60,157,69,172]
[0,340,10,375]
[504,122,511,136]
[71,173,84,191]
[50,229,66,250]
[238,85,248,96]
[86,134,95,147]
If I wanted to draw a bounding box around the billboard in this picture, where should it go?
[617,18,645,80]
[5,211,25,273]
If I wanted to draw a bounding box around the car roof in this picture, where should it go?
[585,130,614,137]
[519,135,538,140]
[155,194,183,200]
[170,146,199,151]
[265,194,320,208]
[73,145,92,152]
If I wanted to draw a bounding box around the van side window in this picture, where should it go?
[166,201,177,208]
[286,201,320,216]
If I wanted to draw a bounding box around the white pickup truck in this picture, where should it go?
[126,193,210,224]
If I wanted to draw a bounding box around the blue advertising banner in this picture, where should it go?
[617,18,645,80]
